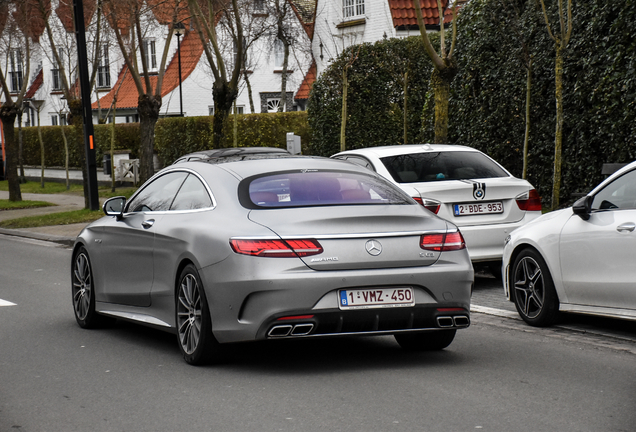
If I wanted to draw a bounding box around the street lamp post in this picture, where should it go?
[174,22,185,117]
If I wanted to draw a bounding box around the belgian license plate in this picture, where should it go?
[454,201,504,216]
[339,287,415,310]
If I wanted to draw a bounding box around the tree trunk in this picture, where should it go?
[403,71,408,145]
[431,68,451,144]
[244,71,255,113]
[60,122,70,190]
[68,99,90,209]
[552,42,564,210]
[523,65,532,180]
[340,68,348,152]
[37,110,44,188]
[279,43,290,112]
[212,81,238,149]
[137,94,162,184]
[17,110,26,183]
[0,104,22,201]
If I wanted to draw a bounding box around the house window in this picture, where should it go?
[9,49,23,92]
[143,39,157,70]
[51,115,58,126]
[233,105,244,114]
[51,59,61,90]
[267,98,281,113]
[343,0,364,18]
[97,44,111,88]
[254,0,265,12]
[60,114,67,126]
[274,39,284,67]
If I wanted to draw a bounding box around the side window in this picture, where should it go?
[170,174,213,210]
[591,169,636,210]
[127,172,188,212]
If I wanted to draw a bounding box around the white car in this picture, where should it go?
[502,161,636,326]
[333,145,542,268]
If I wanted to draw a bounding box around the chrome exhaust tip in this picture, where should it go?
[453,315,470,328]
[268,325,293,337]
[291,324,314,336]
[437,316,454,328]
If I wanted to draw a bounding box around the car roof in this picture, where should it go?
[173,147,290,164]
[334,144,480,158]
[174,155,376,180]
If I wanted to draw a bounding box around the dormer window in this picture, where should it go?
[97,44,111,88]
[343,0,364,18]
[9,49,23,92]
[143,39,157,71]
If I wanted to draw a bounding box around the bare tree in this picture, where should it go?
[103,0,187,183]
[538,0,572,209]
[413,0,458,144]
[0,0,37,201]
[188,0,243,148]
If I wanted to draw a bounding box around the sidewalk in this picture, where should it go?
[0,191,93,246]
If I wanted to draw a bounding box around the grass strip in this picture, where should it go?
[0,209,103,229]
[0,200,54,211]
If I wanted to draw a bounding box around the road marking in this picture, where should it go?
[0,299,17,307]
[471,305,520,320]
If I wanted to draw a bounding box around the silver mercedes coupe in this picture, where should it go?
[72,154,473,365]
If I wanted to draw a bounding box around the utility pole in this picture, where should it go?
[72,0,100,211]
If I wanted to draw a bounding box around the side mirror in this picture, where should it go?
[103,196,126,220]
[572,195,592,221]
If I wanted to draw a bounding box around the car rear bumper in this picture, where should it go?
[458,213,541,262]
[257,304,471,340]
[200,252,473,343]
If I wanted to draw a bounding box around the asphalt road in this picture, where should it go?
[1,234,635,432]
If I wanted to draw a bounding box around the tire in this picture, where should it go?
[510,248,559,327]
[72,247,111,328]
[176,264,224,365]
[395,329,456,351]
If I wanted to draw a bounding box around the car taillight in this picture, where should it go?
[420,231,466,252]
[230,238,323,258]
[413,197,441,214]
[516,189,542,212]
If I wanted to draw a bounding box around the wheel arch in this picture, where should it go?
[508,243,562,305]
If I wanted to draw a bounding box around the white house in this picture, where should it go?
[7,0,317,129]
[312,0,454,75]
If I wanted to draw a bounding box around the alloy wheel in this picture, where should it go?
[513,256,545,319]
[177,274,203,355]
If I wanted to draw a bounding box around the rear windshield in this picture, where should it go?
[380,151,508,183]
[243,170,412,208]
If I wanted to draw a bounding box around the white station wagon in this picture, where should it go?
[333,144,542,272]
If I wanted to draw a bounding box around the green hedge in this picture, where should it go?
[450,0,636,201]
[307,36,435,157]
[19,122,141,167]
[154,111,311,166]
[18,111,312,169]
[308,0,636,204]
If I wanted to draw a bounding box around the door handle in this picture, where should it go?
[616,222,635,232]
[142,219,155,229]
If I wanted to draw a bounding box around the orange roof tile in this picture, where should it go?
[295,60,316,100]
[56,0,96,33]
[289,0,316,38]
[389,0,453,28]
[93,30,204,111]
[25,69,43,99]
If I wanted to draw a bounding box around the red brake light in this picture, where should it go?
[413,197,441,214]
[516,189,542,212]
[230,238,323,257]
[420,231,466,252]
